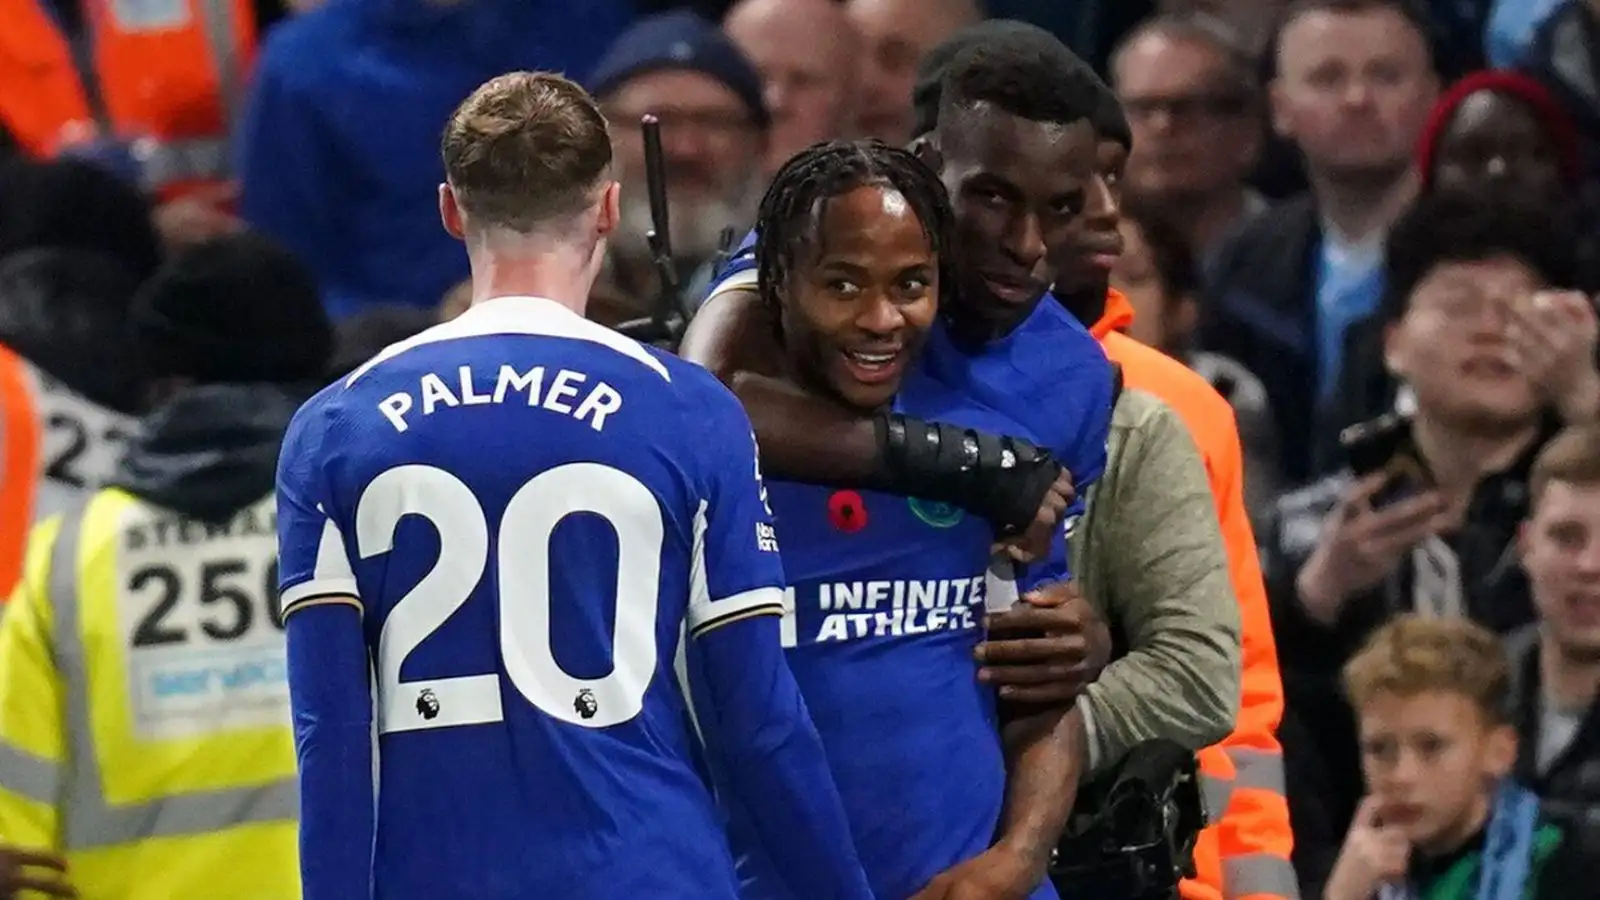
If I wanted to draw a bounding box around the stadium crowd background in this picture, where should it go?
[2,0,1600,897]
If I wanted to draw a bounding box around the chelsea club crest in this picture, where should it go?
[907,497,964,528]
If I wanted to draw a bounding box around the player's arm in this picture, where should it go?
[973,358,1122,706]
[681,387,873,900]
[274,408,373,900]
[681,282,1060,538]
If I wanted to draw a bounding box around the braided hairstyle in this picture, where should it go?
[754,139,959,326]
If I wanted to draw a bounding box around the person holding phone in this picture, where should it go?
[1259,191,1599,891]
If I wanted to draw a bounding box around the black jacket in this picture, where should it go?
[1199,195,1328,483]
[1259,441,1544,889]
[110,382,311,522]
[1507,626,1600,830]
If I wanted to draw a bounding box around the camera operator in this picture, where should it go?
[1261,191,1599,889]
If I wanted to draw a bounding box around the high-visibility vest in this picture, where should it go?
[0,489,297,900]
[0,0,256,199]
[0,346,138,597]
[1091,291,1299,900]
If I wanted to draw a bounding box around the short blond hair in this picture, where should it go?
[440,71,612,234]
[1530,424,1600,506]
[1342,615,1511,723]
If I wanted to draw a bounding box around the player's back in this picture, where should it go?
[311,296,743,899]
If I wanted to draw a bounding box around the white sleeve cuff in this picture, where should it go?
[688,586,786,637]
[280,578,362,619]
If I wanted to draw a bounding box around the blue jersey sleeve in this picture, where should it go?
[684,381,787,638]
[275,394,376,900]
[276,396,359,618]
[683,378,873,899]
[701,228,759,305]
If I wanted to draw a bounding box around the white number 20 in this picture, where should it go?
[356,462,664,733]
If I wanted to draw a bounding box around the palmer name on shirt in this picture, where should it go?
[376,364,622,434]
[787,575,988,645]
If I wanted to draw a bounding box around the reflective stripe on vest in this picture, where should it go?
[1202,771,1232,826]
[45,505,296,850]
[1223,852,1300,900]
[1227,747,1287,796]
[1200,747,1288,827]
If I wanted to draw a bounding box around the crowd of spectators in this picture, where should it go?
[4,0,1600,897]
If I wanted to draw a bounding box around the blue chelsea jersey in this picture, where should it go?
[709,381,1062,900]
[275,296,788,900]
[710,228,1113,519]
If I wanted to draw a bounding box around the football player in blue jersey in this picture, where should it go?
[687,138,1095,900]
[274,72,873,900]
[681,26,1124,712]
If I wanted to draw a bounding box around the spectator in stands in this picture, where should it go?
[1201,0,1439,484]
[237,0,629,319]
[1264,193,1594,885]
[845,0,982,142]
[724,0,860,178]
[1522,0,1600,180]
[1110,199,1282,529]
[1507,425,1600,828]
[1327,616,1599,900]
[0,159,160,594]
[1331,69,1594,439]
[1110,12,1266,264]
[586,11,769,329]
[1420,70,1583,206]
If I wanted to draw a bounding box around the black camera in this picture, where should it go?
[1049,740,1205,900]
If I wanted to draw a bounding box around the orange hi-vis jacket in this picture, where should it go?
[1090,291,1298,900]
[0,346,137,596]
[0,0,255,200]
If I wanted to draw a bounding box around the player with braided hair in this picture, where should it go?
[686,137,1078,900]
[751,139,962,333]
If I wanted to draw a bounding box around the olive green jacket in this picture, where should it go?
[1071,387,1243,777]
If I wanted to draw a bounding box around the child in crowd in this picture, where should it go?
[1324,616,1598,900]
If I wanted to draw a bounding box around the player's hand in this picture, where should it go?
[1508,289,1600,423]
[0,845,75,898]
[907,841,1040,900]
[1322,796,1410,900]
[1295,472,1448,625]
[994,470,1073,563]
[977,582,1108,705]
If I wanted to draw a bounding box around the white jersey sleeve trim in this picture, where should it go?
[280,579,361,618]
[280,517,361,617]
[705,267,759,304]
[688,586,786,638]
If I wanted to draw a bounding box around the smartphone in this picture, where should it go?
[1339,412,1433,509]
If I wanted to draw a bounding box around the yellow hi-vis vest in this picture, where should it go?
[0,488,298,900]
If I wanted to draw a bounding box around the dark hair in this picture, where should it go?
[911,21,1129,147]
[1120,198,1199,299]
[754,140,957,322]
[936,31,1109,141]
[0,158,162,282]
[1267,0,1437,80]
[1383,191,1578,322]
